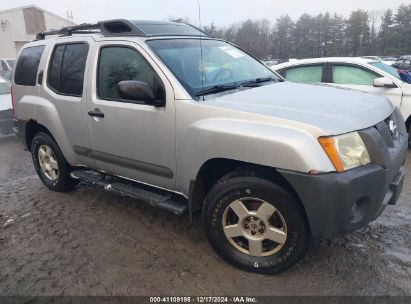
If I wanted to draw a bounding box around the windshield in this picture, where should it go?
[6,59,15,69]
[147,39,279,97]
[370,62,402,81]
[0,82,10,95]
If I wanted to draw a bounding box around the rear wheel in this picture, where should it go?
[31,132,78,192]
[203,175,310,274]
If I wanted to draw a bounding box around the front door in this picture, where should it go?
[328,63,403,108]
[86,42,176,190]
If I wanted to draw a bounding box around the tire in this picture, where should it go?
[203,175,310,274]
[31,132,78,192]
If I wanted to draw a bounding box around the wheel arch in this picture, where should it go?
[188,158,310,229]
[25,120,57,151]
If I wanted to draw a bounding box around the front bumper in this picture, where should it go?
[279,164,405,239]
[279,108,408,239]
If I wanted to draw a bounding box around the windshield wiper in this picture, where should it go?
[240,77,277,87]
[196,77,279,97]
[196,84,240,96]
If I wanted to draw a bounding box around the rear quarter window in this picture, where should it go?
[14,45,45,86]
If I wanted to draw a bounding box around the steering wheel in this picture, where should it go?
[211,68,233,82]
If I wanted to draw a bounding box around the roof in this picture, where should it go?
[273,57,377,70]
[0,5,74,26]
[36,19,208,40]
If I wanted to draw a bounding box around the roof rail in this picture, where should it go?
[36,19,209,40]
[36,23,100,40]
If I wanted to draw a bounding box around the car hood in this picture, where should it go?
[0,94,12,111]
[204,82,393,135]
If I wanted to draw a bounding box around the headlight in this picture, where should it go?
[319,132,371,172]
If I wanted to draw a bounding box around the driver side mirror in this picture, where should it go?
[373,77,397,88]
[118,80,165,107]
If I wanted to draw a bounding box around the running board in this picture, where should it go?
[70,170,188,215]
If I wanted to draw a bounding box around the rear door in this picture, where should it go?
[40,38,93,167]
[328,63,403,108]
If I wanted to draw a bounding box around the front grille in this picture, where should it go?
[375,118,395,147]
[374,110,402,148]
[384,114,400,140]
[360,108,407,171]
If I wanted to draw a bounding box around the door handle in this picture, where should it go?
[88,109,105,118]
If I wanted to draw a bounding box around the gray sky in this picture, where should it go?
[0,0,407,27]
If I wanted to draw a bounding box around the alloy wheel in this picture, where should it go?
[38,144,59,181]
[222,197,287,256]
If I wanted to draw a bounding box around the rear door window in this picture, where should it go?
[48,43,89,96]
[14,46,45,86]
[284,65,323,83]
[48,45,65,92]
[331,65,379,86]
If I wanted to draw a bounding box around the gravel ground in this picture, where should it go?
[0,134,410,296]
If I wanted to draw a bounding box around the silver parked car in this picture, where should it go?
[12,20,407,274]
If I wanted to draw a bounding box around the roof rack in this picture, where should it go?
[36,23,100,40]
[36,19,209,40]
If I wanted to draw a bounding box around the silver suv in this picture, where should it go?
[12,20,407,274]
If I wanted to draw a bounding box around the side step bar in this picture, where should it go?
[70,170,188,215]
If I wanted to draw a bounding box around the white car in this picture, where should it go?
[0,77,11,111]
[362,56,397,66]
[0,58,16,71]
[0,77,13,135]
[273,57,411,142]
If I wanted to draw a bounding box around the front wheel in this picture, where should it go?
[203,175,310,274]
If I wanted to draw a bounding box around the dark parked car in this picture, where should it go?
[392,56,411,71]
